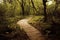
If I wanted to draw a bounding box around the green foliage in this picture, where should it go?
[28,16,44,24]
[0,0,21,32]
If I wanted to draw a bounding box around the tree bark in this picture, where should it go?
[53,1,59,16]
[43,0,47,22]
[31,0,36,10]
[21,0,25,15]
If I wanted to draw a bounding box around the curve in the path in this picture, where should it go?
[17,19,45,40]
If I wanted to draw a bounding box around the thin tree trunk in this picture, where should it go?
[31,0,39,15]
[31,0,36,10]
[43,0,47,22]
[17,0,25,15]
[52,1,59,22]
[53,2,59,16]
[21,0,25,15]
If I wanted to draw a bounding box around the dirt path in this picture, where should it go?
[17,19,45,40]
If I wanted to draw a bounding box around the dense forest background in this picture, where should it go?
[0,0,60,40]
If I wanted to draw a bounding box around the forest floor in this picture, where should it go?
[17,17,45,40]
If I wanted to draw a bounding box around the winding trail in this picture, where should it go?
[17,18,45,40]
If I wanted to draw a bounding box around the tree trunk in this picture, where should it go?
[21,0,25,15]
[31,0,36,10]
[43,0,47,22]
